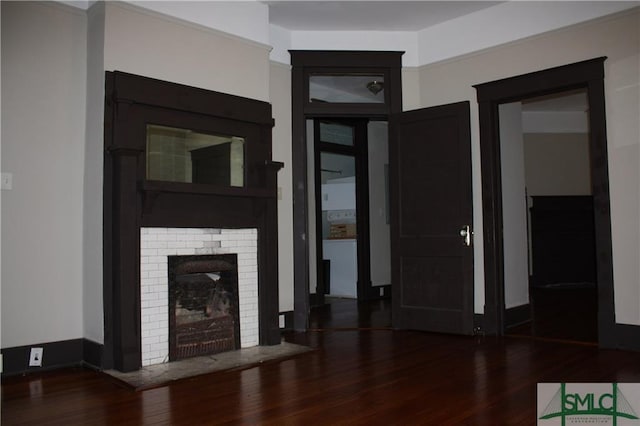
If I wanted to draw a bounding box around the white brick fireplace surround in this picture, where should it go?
[140,228,259,366]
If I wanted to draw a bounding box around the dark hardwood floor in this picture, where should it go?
[507,285,598,344]
[3,298,640,425]
[309,296,392,330]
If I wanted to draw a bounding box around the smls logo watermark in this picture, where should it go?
[538,383,640,425]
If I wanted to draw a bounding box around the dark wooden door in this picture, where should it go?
[390,101,474,334]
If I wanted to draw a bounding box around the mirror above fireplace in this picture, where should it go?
[146,125,245,188]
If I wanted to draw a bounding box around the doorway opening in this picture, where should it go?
[312,120,360,305]
[498,89,598,344]
[475,57,616,347]
[306,118,392,329]
[290,51,403,331]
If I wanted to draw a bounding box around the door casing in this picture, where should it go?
[474,57,616,345]
[290,51,404,331]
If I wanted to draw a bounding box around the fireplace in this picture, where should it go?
[169,254,240,361]
[104,71,282,372]
[140,228,259,367]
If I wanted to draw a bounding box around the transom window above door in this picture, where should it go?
[310,74,385,104]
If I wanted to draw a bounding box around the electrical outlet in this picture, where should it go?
[29,347,43,367]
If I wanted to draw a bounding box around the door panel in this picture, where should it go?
[391,101,474,335]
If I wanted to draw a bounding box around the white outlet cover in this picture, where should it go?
[29,347,43,367]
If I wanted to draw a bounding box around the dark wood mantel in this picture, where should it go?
[103,71,282,372]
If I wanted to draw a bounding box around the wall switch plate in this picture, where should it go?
[29,347,43,367]
[1,173,13,190]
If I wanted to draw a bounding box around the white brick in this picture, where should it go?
[147,270,164,279]
[140,227,260,365]
[147,327,164,337]
[140,263,159,272]
[141,248,158,257]
[195,248,215,255]
[150,342,167,352]
[144,335,160,345]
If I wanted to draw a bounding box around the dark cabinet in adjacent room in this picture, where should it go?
[529,196,597,287]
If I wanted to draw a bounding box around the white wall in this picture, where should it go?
[270,61,294,312]
[499,103,529,310]
[524,133,592,196]
[401,67,421,111]
[84,1,106,346]
[1,2,87,348]
[306,120,317,294]
[417,8,640,324]
[103,2,271,101]
[126,1,270,45]
[368,121,391,287]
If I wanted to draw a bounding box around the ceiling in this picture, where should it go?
[264,1,503,31]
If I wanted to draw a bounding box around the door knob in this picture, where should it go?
[460,225,472,247]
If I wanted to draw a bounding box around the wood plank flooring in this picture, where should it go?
[507,285,598,343]
[3,299,640,425]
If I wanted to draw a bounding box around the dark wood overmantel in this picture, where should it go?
[103,71,282,372]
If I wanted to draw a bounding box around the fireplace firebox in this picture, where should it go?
[169,255,240,361]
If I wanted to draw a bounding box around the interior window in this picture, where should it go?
[309,74,385,104]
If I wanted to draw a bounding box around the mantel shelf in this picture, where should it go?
[142,181,276,199]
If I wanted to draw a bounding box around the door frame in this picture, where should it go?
[290,51,404,331]
[312,118,370,306]
[474,57,616,345]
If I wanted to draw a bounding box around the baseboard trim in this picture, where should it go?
[279,311,294,331]
[83,338,104,369]
[309,292,324,307]
[366,284,391,300]
[1,338,104,376]
[474,314,485,334]
[613,323,640,351]
[505,303,531,328]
